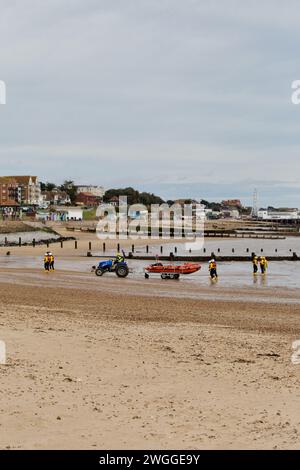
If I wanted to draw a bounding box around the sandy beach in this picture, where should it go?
[0,225,180,260]
[3,0,300,455]
[0,261,300,450]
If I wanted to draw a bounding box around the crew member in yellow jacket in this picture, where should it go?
[252,253,258,274]
[208,258,218,280]
[49,253,55,270]
[259,256,268,274]
[44,253,50,272]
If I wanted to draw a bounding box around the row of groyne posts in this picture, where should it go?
[1,237,299,260]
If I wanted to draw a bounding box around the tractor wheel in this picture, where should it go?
[95,268,104,276]
[116,265,129,278]
[145,273,149,279]
[161,273,168,279]
[174,274,180,280]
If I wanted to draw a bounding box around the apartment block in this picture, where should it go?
[0,176,41,206]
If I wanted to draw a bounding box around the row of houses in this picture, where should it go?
[3,177,298,223]
[0,176,105,209]
[0,176,107,222]
[40,185,105,208]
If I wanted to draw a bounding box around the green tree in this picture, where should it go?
[40,182,56,192]
[60,180,77,204]
[103,188,164,207]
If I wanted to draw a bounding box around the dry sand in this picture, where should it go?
[0,265,300,450]
[0,225,178,259]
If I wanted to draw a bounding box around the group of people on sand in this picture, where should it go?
[208,252,269,280]
[44,252,55,272]
[251,253,268,274]
[41,250,268,278]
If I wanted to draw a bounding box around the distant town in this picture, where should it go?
[0,175,299,224]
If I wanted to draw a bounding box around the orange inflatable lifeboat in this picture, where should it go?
[145,262,201,279]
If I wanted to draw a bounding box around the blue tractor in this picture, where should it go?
[93,259,129,278]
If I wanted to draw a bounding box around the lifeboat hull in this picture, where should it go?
[145,262,201,275]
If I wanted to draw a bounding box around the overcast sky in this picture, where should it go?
[0,0,300,206]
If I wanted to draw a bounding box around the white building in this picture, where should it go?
[53,206,83,221]
[258,209,299,220]
[204,209,221,219]
[76,185,105,198]
[36,207,83,221]
[65,207,83,221]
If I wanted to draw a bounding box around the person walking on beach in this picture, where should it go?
[44,252,50,272]
[49,253,55,271]
[259,256,268,274]
[252,253,258,274]
[208,258,218,280]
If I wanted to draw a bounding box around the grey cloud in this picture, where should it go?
[0,0,300,206]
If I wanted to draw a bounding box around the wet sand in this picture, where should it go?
[0,264,300,449]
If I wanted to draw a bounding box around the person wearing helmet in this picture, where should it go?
[49,252,55,270]
[113,252,125,266]
[44,252,50,272]
[208,258,218,280]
